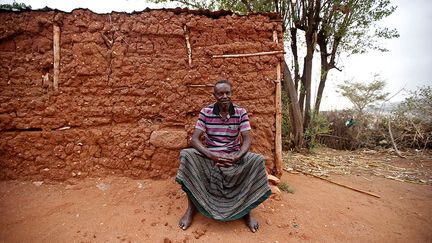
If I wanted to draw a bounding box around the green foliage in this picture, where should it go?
[305,112,331,149]
[336,75,390,114]
[319,86,431,150]
[334,76,388,148]
[0,1,31,11]
[321,0,400,55]
[394,86,432,125]
[278,181,294,193]
[149,0,399,149]
[281,91,293,149]
[149,0,273,13]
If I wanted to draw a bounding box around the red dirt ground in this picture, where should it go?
[1,167,431,243]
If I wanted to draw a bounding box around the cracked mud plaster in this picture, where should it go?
[0,9,283,181]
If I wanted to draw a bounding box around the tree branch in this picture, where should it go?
[388,118,406,159]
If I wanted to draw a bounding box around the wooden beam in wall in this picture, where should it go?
[212,50,284,58]
[53,24,60,91]
[183,25,192,67]
[273,30,283,176]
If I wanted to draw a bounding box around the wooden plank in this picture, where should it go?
[273,30,283,176]
[212,50,284,58]
[53,24,60,91]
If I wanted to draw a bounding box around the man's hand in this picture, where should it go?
[214,152,242,167]
[207,152,232,167]
[215,157,233,167]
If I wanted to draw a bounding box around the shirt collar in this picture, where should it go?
[212,102,235,116]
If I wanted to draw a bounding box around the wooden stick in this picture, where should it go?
[286,169,381,198]
[101,33,113,48]
[186,84,214,87]
[53,24,61,91]
[388,118,406,158]
[317,133,351,141]
[212,50,284,58]
[273,30,283,176]
[183,25,192,67]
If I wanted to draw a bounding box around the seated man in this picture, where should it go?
[176,80,271,233]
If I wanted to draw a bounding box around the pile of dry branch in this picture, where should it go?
[283,147,432,185]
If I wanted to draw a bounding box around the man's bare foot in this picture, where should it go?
[179,197,196,230]
[244,213,259,233]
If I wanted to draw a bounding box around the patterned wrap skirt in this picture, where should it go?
[176,148,272,221]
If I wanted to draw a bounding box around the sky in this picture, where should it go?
[1,0,431,111]
[320,0,432,110]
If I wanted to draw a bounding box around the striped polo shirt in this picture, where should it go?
[195,103,251,153]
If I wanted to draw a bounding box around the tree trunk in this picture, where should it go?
[302,0,321,133]
[282,60,304,149]
[303,45,314,130]
[299,67,306,115]
[290,27,301,92]
[314,65,329,113]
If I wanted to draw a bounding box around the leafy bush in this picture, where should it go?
[0,2,31,11]
[391,86,432,149]
[305,111,331,149]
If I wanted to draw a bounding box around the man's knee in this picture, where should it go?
[180,148,197,157]
[245,152,265,165]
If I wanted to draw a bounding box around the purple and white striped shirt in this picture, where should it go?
[195,103,251,153]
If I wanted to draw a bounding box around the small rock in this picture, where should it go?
[96,182,110,191]
[267,174,281,185]
[270,185,281,195]
[193,229,207,239]
[33,181,43,186]
[266,219,273,226]
[270,185,282,200]
[137,182,145,189]
[65,185,75,190]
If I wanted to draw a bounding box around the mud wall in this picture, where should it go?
[0,9,283,180]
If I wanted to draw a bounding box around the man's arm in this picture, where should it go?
[190,128,218,161]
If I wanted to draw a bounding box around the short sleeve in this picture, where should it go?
[239,108,251,132]
[195,109,207,132]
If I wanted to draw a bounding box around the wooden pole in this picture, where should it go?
[273,30,283,176]
[212,50,284,59]
[183,25,192,67]
[291,169,381,198]
[53,24,60,91]
[186,84,214,87]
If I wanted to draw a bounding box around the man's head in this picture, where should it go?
[213,80,232,107]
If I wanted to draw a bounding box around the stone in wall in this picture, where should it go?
[149,130,187,149]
